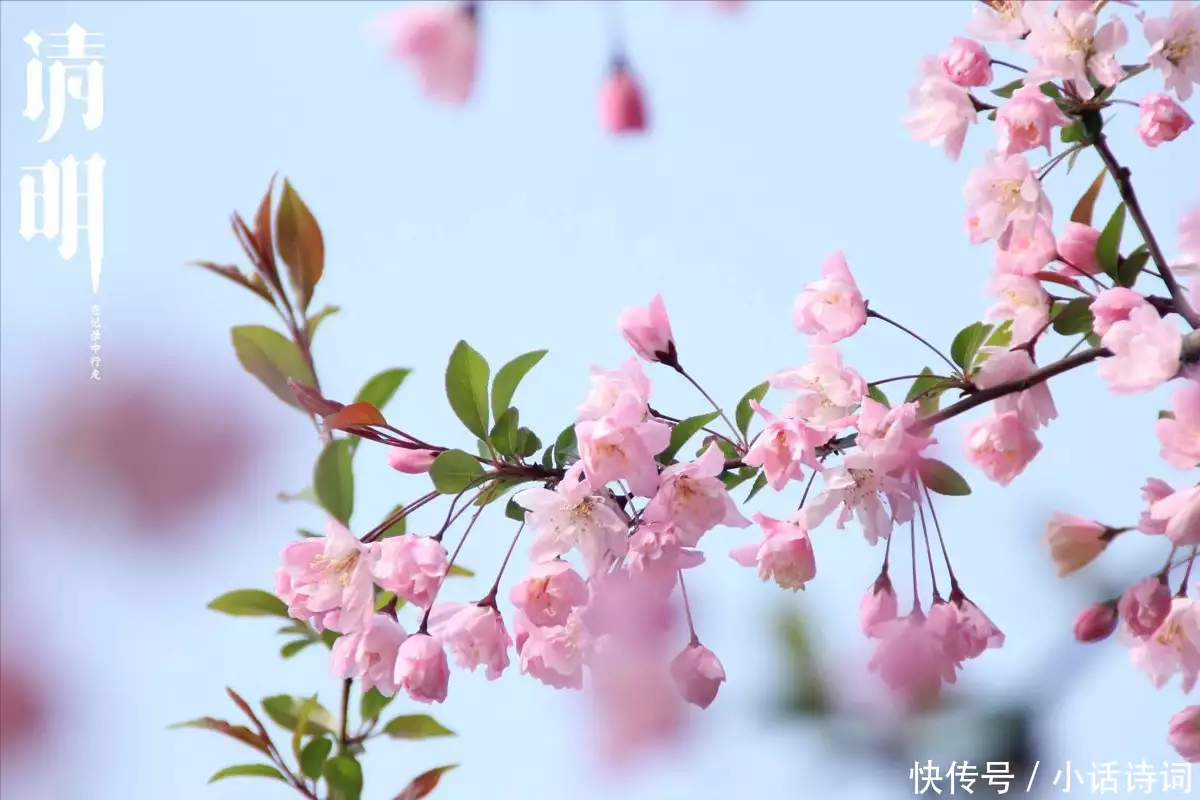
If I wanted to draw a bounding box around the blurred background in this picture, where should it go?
[1,1,1197,798]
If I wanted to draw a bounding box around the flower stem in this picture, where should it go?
[679,571,700,646]
[866,308,960,374]
[487,522,526,601]
[674,365,745,448]
[420,502,486,632]
[337,679,351,755]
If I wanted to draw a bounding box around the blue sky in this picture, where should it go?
[1,1,1198,798]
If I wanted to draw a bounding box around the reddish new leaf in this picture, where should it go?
[169,716,270,755]
[275,180,325,312]
[1033,271,1085,292]
[252,174,281,292]
[394,765,458,800]
[1069,168,1106,227]
[288,379,344,417]
[188,260,277,306]
[322,401,387,433]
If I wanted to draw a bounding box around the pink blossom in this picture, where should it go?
[387,447,439,474]
[576,392,671,498]
[1043,512,1111,577]
[1090,287,1146,336]
[769,344,867,428]
[902,56,979,161]
[730,512,816,591]
[1169,705,1200,762]
[515,610,588,689]
[1152,484,1200,545]
[1074,601,1120,642]
[868,606,960,699]
[618,293,676,364]
[1177,207,1200,272]
[643,443,751,542]
[939,37,994,87]
[996,84,1072,156]
[741,402,825,491]
[802,465,916,545]
[1143,0,1200,101]
[963,411,1043,487]
[861,573,899,637]
[670,644,726,709]
[513,461,628,573]
[996,217,1058,275]
[584,568,675,650]
[599,62,648,135]
[373,534,448,609]
[1120,577,1174,638]
[576,358,653,423]
[1023,2,1127,99]
[590,654,683,764]
[973,347,1058,429]
[967,0,1030,42]
[944,594,1006,662]
[965,152,1054,245]
[428,602,512,680]
[376,2,478,105]
[626,523,705,596]
[275,519,379,634]
[1157,379,1200,468]
[984,274,1051,345]
[1099,304,1183,394]
[792,251,868,343]
[1057,221,1102,275]
[848,399,937,475]
[394,633,450,704]
[1129,597,1200,691]
[1138,92,1195,146]
[331,614,408,696]
[509,559,589,628]
[1140,478,1175,534]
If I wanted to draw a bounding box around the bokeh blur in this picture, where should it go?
[1,1,1197,799]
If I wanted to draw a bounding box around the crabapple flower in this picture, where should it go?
[1057,221,1102,275]
[376,1,479,104]
[626,523,705,596]
[963,411,1043,487]
[373,534,448,608]
[394,633,450,704]
[1129,597,1200,691]
[741,402,826,491]
[793,251,868,343]
[599,61,648,135]
[591,653,683,764]
[1140,478,1175,534]
[1152,484,1200,545]
[387,447,439,474]
[984,273,1051,345]
[331,614,408,696]
[769,344,867,428]
[996,218,1057,275]
[847,399,936,474]
[276,519,379,634]
[967,0,1030,41]
[965,152,1054,245]
[868,605,960,699]
[861,573,899,637]
[1090,287,1146,336]
[428,602,512,680]
[730,512,816,591]
[576,392,671,498]
[514,610,588,689]
[973,347,1058,430]
[1176,208,1200,272]
[1098,304,1182,394]
[946,592,1006,662]
[509,559,589,628]
[576,358,653,423]
[1138,92,1195,146]
[939,37,993,87]
[1169,706,1200,762]
[1143,0,1200,101]
[618,294,676,365]
[1074,601,1120,642]
[802,465,916,545]
[514,462,628,574]
[1120,577,1174,638]
[903,56,978,161]
[1044,512,1112,577]
[643,443,751,542]
[1023,1,1127,99]
[670,644,726,709]
[1157,379,1200,468]
[996,84,1071,156]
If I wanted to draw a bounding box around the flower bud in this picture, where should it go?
[670,644,726,709]
[1169,706,1200,762]
[938,37,992,87]
[599,60,648,135]
[388,446,439,474]
[860,573,898,638]
[617,293,676,365]
[1138,92,1193,148]
[394,632,450,704]
[1057,222,1101,275]
[1118,576,1172,638]
[1072,600,1119,643]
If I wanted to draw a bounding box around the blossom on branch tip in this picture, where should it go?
[939,37,993,87]
[670,644,726,709]
[618,293,677,366]
[394,632,450,704]
[331,614,408,696]
[514,610,588,690]
[515,461,628,574]
[599,61,648,136]
[903,56,978,161]
[730,512,816,591]
[946,592,1006,662]
[1138,92,1195,146]
[793,251,867,343]
[576,392,671,499]
[375,1,479,105]
[1043,512,1113,577]
[1074,601,1120,642]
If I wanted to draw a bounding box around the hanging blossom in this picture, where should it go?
[642,443,752,541]
[276,519,379,634]
[730,513,817,591]
[514,461,628,576]
[902,55,979,161]
[1127,597,1200,692]
[769,344,867,429]
[742,401,827,491]
[1143,0,1200,101]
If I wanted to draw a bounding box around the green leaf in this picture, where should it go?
[279,486,321,507]
[719,467,756,491]
[395,765,459,800]
[950,322,991,372]
[429,449,485,494]
[1159,410,1176,420]
[1085,332,1102,348]
[505,497,525,522]
[305,304,340,340]
[866,384,890,408]
[230,325,315,410]
[355,368,411,412]
[208,764,285,784]
[474,476,529,507]
[314,439,354,524]
[516,428,541,458]
[1070,168,1107,227]
[379,503,407,539]
[1039,82,1061,98]
[745,471,769,502]
[448,564,475,578]
[776,609,829,717]
[491,408,521,458]
[983,320,1013,349]
[1060,122,1083,143]
[280,639,313,659]
[1116,248,1150,289]
[323,755,364,800]
[904,368,940,404]
[918,458,972,496]
[320,630,340,649]
[292,694,319,768]
[1052,297,1095,336]
[1097,203,1127,279]
[659,411,721,463]
[375,590,406,612]
[735,381,770,437]
[361,688,394,723]
[905,367,949,416]
[490,350,548,421]
[275,179,325,311]
[383,714,457,740]
[445,341,491,442]
[207,589,288,618]
[300,737,333,781]
[553,425,578,468]
[260,695,336,736]
[991,77,1024,99]
[1066,147,1083,175]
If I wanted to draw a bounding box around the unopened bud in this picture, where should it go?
[1072,600,1119,643]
